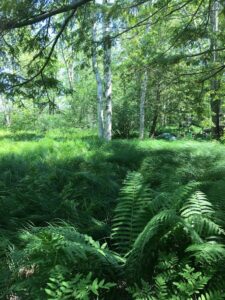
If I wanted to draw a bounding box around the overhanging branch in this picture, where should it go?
[10,10,77,89]
[0,0,92,31]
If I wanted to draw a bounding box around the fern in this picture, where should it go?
[126,209,180,279]
[7,224,123,299]
[112,172,150,255]
[173,264,210,298]
[154,275,168,300]
[1,133,225,298]
[131,209,179,254]
[186,242,225,264]
[45,267,115,300]
[181,191,214,218]
[197,290,225,300]
[181,191,224,238]
[18,224,124,268]
[126,279,155,300]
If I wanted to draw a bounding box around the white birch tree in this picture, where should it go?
[139,10,151,140]
[91,14,104,138]
[103,0,112,141]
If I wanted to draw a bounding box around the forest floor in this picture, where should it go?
[1,129,225,298]
[0,128,224,230]
[0,128,223,230]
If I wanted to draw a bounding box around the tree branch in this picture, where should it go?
[111,0,195,40]
[0,0,91,31]
[10,10,77,89]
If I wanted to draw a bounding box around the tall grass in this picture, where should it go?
[0,129,225,298]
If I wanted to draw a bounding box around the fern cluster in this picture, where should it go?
[112,171,225,297]
[1,131,225,299]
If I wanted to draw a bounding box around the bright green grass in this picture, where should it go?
[0,128,225,234]
[1,129,225,299]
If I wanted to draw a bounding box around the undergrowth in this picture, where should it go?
[0,129,225,299]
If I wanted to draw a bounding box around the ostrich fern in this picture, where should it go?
[4,224,123,299]
[112,172,150,255]
[112,172,225,292]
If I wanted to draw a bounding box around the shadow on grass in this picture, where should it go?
[0,136,148,240]
[0,134,225,240]
[1,133,225,300]
[0,131,44,141]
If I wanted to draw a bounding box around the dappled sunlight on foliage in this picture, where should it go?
[0,130,225,298]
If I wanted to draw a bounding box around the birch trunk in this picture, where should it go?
[139,20,150,140]
[5,110,11,127]
[210,0,220,138]
[139,71,148,139]
[3,97,12,127]
[103,0,112,141]
[91,18,104,138]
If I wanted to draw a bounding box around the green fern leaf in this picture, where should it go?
[112,172,150,255]
[186,242,225,264]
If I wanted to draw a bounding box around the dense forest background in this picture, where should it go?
[0,1,225,299]
[0,0,225,140]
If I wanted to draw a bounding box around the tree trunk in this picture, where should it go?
[139,20,150,140]
[210,0,220,139]
[49,99,55,115]
[2,98,12,127]
[60,41,74,92]
[5,112,11,127]
[102,0,112,141]
[149,82,160,137]
[139,71,148,139]
[91,17,104,138]
[149,112,158,138]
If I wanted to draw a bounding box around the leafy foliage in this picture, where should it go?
[45,269,115,300]
[112,172,150,255]
[0,131,225,298]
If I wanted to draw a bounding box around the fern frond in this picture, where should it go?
[11,224,124,277]
[154,275,168,300]
[181,191,224,239]
[186,242,225,264]
[181,191,214,218]
[132,209,180,254]
[173,181,200,209]
[112,172,150,255]
[197,290,225,300]
[183,216,223,237]
[146,192,169,214]
[126,209,180,278]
